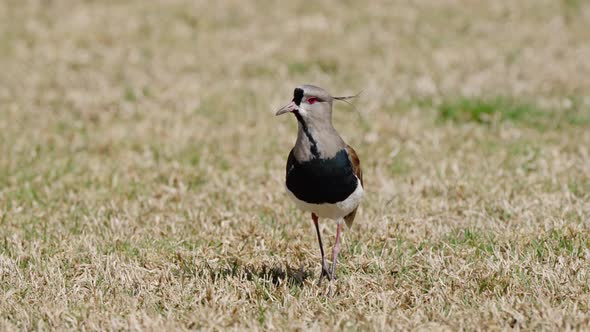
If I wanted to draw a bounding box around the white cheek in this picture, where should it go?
[297,107,309,116]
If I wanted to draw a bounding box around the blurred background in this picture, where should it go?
[1,0,590,330]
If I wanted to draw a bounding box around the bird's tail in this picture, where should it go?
[343,207,358,228]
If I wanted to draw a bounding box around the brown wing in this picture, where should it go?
[344,145,363,228]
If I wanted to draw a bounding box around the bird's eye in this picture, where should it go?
[307,97,318,104]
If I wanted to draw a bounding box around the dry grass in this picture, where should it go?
[1,0,590,330]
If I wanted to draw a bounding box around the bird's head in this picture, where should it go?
[275,85,335,123]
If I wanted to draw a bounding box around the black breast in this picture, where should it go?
[286,149,358,204]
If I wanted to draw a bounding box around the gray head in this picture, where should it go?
[276,85,359,159]
[275,85,335,124]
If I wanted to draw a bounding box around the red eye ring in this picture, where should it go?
[307,97,318,104]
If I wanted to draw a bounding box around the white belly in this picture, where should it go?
[286,178,364,220]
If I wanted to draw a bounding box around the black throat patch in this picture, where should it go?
[293,112,320,158]
[292,88,319,158]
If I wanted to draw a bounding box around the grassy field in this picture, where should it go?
[1,0,590,330]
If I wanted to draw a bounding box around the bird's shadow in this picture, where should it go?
[205,260,312,287]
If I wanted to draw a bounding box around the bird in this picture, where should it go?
[275,84,364,286]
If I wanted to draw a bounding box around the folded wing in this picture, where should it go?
[343,145,363,227]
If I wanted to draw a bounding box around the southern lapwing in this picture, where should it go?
[276,84,364,285]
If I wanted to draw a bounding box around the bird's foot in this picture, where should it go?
[317,262,332,286]
[326,266,338,296]
[330,266,337,281]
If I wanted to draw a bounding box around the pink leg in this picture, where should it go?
[312,213,331,285]
[330,222,342,280]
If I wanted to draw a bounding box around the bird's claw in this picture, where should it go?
[317,262,332,286]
